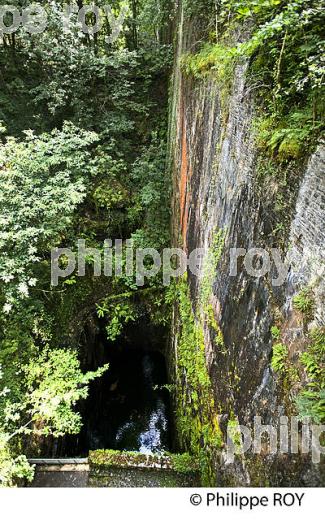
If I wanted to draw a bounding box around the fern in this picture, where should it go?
[296,390,325,424]
[271,343,288,374]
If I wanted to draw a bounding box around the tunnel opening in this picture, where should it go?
[55,319,173,458]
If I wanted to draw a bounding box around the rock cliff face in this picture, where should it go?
[169,1,324,485]
[285,148,325,327]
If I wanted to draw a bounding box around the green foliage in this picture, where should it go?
[222,0,325,251]
[1,2,163,492]
[222,0,283,19]
[172,233,226,483]
[0,435,34,488]
[255,109,323,161]
[2,0,323,488]
[182,1,324,160]
[181,43,236,82]
[228,0,325,242]
[90,449,156,468]
[0,0,172,486]
[237,0,325,159]
[227,416,242,448]
[104,302,138,342]
[200,229,225,310]
[271,343,288,374]
[206,304,226,353]
[89,449,199,474]
[137,0,175,45]
[21,349,109,436]
[181,44,236,115]
[295,390,325,425]
[175,276,223,485]
[295,328,325,424]
[293,288,315,321]
[300,346,323,381]
[169,452,199,474]
[271,326,281,340]
[0,349,109,438]
[0,349,108,486]
[0,123,99,306]
[270,326,325,424]
[93,179,129,211]
[131,134,170,250]
[95,276,173,343]
[183,0,216,21]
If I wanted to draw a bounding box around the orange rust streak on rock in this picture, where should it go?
[182,165,192,250]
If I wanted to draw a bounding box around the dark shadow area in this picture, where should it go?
[55,321,173,457]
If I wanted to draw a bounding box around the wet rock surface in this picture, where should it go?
[169,1,325,486]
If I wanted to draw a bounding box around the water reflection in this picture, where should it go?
[72,349,172,456]
[113,356,169,453]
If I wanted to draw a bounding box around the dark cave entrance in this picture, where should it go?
[57,320,173,457]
